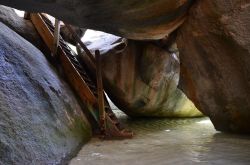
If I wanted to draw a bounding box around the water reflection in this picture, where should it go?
[70,111,250,165]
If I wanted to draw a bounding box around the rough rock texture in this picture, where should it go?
[177,0,250,133]
[0,0,194,40]
[0,5,49,54]
[0,22,91,164]
[78,31,202,117]
[1,0,249,134]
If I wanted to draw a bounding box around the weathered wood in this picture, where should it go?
[31,13,97,106]
[65,25,96,63]
[96,50,106,134]
[31,13,133,139]
[58,48,97,105]
[24,12,30,20]
[52,19,60,57]
[30,14,54,52]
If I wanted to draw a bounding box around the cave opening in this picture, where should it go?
[0,2,249,164]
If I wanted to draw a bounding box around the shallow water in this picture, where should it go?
[70,107,250,165]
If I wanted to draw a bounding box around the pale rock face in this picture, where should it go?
[0,22,91,164]
[0,0,194,40]
[177,0,250,133]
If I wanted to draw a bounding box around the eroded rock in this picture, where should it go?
[0,0,194,40]
[177,0,250,133]
[78,31,202,117]
[0,22,91,164]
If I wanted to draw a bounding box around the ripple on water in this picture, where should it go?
[70,111,250,165]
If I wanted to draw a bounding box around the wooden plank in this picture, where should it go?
[65,25,96,63]
[58,48,97,105]
[31,13,97,106]
[95,50,106,133]
[30,14,54,52]
[24,12,30,20]
[52,19,60,56]
[30,13,133,138]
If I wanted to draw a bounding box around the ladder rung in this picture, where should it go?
[31,14,133,139]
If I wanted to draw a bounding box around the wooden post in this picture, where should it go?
[24,12,31,20]
[52,19,60,57]
[95,50,106,135]
[65,24,96,63]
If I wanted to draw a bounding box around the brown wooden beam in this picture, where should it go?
[52,19,60,57]
[95,50,106,135]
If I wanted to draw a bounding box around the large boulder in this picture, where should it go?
[0,22,91,164]
[78,31,202,117]
[0,5,49,55]
[0,0,194,40]
[177,0,250,133]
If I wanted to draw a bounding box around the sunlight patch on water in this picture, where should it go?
[196,119,211,124]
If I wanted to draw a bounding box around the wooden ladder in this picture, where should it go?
[29,13,133,139]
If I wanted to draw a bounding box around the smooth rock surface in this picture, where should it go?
[177,0,250,133]
[0,5,49,54]
[78,31,202,117]
[0,0,194,40]
[0,22,91,164]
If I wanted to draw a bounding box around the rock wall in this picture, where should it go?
[0,0,194,40]
[0,5,49,55]
[78,31,202,117]
[177,0,250,133]
[1,0,250,134]
[0,22,91,164]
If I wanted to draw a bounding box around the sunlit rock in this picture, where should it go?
[177,0,250,133]
[78,31,202,117]
[0,22,91,164]
[0,0,194,40]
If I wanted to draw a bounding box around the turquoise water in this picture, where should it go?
[70,109,250,165]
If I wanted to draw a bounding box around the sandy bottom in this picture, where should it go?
[70,105,250,165]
